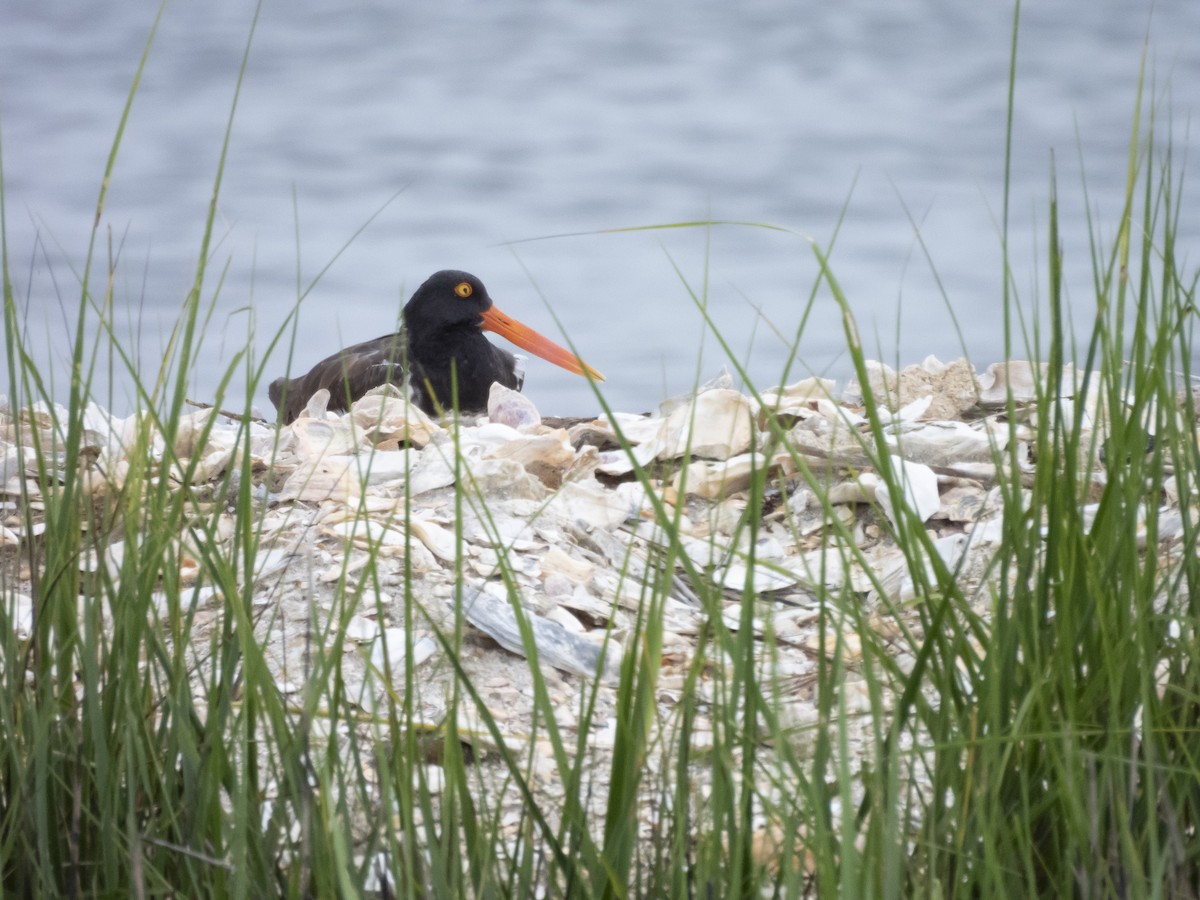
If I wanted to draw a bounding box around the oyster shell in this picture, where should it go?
[874,457,940,528]
[655,388,756,461]
[487,383,542,431]
[349,393,442,447]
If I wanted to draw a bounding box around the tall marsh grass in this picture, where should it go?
[2,11,1198,899]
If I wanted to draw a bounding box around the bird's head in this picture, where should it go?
[403,269,603,381]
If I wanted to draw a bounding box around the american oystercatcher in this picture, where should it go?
[268,270,602,423]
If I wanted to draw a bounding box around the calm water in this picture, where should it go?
[2,1,1198,416]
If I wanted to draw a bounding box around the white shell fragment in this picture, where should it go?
[487,383,542,431]
[406,518,460,562]
[671,452,779,501]
[655,388,756,461]
[486,430,575,483]
[5,593,34,639]
[758,376,838,414]
[874,457,940,528]
[975,360,1099,409]
[303,388,332,420]
[349,393,442,447]
[368,629,438,676]
[543,480,639,530]
[885,420,1005,466]
[462,587,618,682]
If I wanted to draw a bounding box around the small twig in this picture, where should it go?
[185,398,273,427]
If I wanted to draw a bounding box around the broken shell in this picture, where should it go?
[0,446,20,483]
[540,545,594,584]
[7,593,34,639]
[892,395,933,423]
[895,532,969,602]
[321,518,437,570]
[886,419,1005,466]
[976,360,1041,405]
[406,517,460,562]
[460,422,524,455]
[464,457,547,500]
[670,451,795,501]
[419,440,547,500]
[594,412,663,446]
[485,429,576,487]
[487,383,542,431]
[874,457,940,528]
[827,473,880,506]
[655,388,755,461]
[462,586,618,682]
[170,407,218,458]
[349,393,442,447]
[558,582,627,628]
[278,455,357,503]
[369,629,438,676]
[290,417,362,459]
[302,388,332,420]
[975,360,1097,408]
[544,605,587,634]
[542,480,637,531]
[341,615,378,643]
[245,547,295,584]
[802,628,863,663]
[934,484,992,523]
[595,441,658,477]
[178,554,201,584]
[719,560,801,593]
[193,447,235,482]
[79,539,127,575]
[758,377,837,416]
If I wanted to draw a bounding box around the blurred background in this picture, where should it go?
[2,1,1197,417]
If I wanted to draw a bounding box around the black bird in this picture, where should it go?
[268,270,603,424]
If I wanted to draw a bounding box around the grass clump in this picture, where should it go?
[1,8,1199,900]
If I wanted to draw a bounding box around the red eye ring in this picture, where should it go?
[454,281,473,298]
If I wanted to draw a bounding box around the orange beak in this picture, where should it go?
[481,306,605,382]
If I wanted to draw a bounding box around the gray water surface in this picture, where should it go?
[2,2,1197,416]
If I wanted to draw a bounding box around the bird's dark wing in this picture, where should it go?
[269,332,408,424]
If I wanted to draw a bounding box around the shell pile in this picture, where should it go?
[1,355,1193,870]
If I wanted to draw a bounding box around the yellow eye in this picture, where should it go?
[454,281,473,298]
